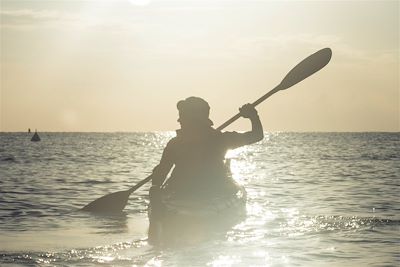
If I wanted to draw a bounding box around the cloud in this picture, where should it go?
[0,8,125,30]
[1,7,396,66]
[0,8,149,36]
[1,9,75,29]
[1,9,77,23]
[1,9,59,19]
[225,33,398,65]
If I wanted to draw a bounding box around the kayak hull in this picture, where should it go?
[148,184,246,246]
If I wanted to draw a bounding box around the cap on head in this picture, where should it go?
[177,96,213,126]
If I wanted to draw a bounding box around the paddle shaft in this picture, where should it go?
[82,48,331,212]
[217,86,281,131]
[128,175,152,193]
[127,47,332,194]
[128,85,281,193]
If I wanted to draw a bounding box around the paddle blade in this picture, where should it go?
[279,48,332,90]
[81,190,131,214]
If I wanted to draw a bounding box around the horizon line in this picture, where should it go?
[1,130,399,133]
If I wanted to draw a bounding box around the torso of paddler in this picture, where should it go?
[149,96,264,200]
[156,127,242,198]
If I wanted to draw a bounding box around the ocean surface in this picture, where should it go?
[0,132,399,266]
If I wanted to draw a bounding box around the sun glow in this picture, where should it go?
[1,1,398,132]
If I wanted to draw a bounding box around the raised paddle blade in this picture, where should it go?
[81,189,131,213]
[221,48,333,128]
[279,48,332,90]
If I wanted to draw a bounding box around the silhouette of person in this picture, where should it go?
[150,97,263,199]
[148,97,263,244]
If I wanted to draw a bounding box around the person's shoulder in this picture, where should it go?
[220,131,242,144]
[163,137,179,154]
[210,128,229,139]
[222,131,241,137]
[221,131,244,149]
[167,136,178,146]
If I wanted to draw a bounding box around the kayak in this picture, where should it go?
[148,181,247,246]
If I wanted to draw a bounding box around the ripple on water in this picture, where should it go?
[0,132,399,266]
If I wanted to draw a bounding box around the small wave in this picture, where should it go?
[360,153,400,161]
[74,179,114,185]
[272,215,400,237]
[0,239,150,266]
[306,215,400,232]
[0,155,18,163]
[327,215,399,226]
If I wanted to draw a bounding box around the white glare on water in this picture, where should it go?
[207,255,241,267]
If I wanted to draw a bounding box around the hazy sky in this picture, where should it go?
[1,0,398,132]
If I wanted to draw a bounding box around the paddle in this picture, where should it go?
[81,47,332,213]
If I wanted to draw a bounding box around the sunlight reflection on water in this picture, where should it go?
[227,146,256,186]
[207,255,241,267]
[1,132,399,266]
[144,256,163,267]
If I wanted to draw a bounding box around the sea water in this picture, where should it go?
[0,132,399,266]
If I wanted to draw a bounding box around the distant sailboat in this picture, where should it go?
[31,130,41,142]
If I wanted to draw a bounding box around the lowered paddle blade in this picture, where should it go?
[81,190,131,213]
[81,176,152,213]
[279,48,332,90]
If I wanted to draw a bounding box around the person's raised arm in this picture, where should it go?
[239,103,264,144]
[224,104,264,149]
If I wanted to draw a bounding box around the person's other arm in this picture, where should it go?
[151,140,175,187]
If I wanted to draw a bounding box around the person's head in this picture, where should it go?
[177,97,213,128]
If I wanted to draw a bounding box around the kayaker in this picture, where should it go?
[148,96,263,244]
[150,96,263,198]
